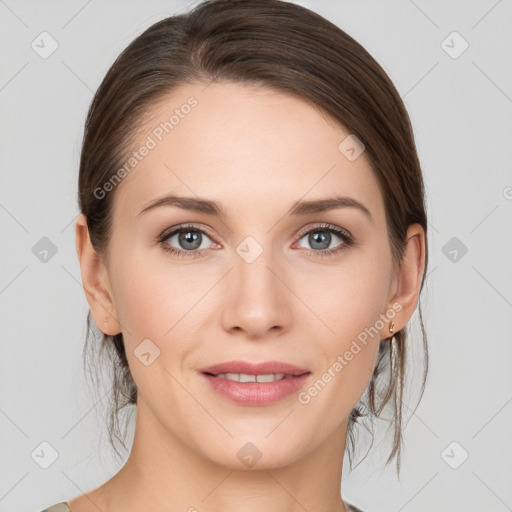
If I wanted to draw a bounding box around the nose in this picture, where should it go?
[220,244,293,340]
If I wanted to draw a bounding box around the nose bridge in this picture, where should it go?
[235,239,276,294]
[221,235,291,337]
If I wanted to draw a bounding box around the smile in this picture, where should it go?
[210,373,295,382]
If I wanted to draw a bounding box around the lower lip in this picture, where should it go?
[200,373,311,406]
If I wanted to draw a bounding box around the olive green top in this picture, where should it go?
[41,504,72,512]
[42,500,365,512]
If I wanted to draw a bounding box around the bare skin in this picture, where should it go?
[71,81,426,512]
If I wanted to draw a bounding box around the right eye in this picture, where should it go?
[159,224,219,258]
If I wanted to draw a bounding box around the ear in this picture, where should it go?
[75,213,121,335]
[380,223,426,338]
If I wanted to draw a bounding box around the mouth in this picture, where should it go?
[203,372,299,382]
[200,360,310,377]
[199,360,311,406]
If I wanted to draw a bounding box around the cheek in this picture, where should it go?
[108,246,210,392]
[294,252,391,399]
[109,243,201,338]
[108,251,197,403]
[298,254,391,346]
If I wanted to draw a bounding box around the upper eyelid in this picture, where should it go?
[296,223,351,239]
[161,223,217,242]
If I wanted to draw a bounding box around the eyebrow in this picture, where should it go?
[137,193,373,223]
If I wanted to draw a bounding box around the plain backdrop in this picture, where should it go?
[1,1,511,511]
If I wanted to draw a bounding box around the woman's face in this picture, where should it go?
[84,81,408,469]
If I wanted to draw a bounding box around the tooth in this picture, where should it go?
[256,374,275,383]
[213,373,290,382]
[239,373,257,383]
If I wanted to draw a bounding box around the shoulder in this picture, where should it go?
[40,503,71,512]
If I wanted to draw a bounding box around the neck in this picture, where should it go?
[100,398,350,512]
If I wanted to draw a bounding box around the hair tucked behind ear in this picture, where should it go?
[79,0,429,474]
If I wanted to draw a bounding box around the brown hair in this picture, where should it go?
[78,0,429,475]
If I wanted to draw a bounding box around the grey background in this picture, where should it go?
[1,1,511,511]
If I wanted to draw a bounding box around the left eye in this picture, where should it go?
[294,226,351,254]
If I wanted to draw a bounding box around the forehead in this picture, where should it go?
[112,81,385,226]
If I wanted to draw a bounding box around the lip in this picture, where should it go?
[200,360,310,376]
[199,360,311,407]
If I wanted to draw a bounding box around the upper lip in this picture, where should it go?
[200,360,310,376]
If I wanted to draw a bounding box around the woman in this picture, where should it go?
[42,0,428,510]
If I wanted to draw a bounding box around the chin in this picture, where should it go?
[193,431,310,471]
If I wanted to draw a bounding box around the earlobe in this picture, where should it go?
[75,213,121,335]
[381,223,426,337]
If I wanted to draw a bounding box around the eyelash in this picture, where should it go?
[157,223,354,259]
